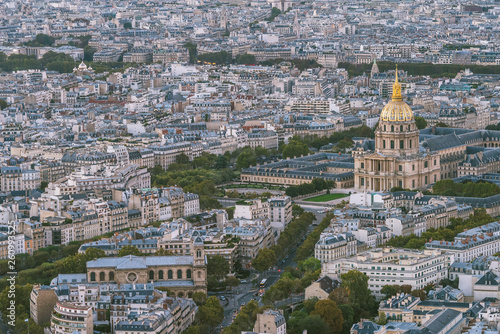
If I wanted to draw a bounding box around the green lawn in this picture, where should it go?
[304,193,348,202]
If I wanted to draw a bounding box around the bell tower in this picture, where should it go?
[192,236,207,291]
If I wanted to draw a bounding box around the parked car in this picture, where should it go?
[220,295,226,301]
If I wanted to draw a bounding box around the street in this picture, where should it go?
[216,204,326,331]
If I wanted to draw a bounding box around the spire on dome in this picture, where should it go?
[392,65,402,101]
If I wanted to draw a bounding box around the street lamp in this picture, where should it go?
[25,318,29,334]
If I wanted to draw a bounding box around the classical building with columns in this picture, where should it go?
[354,71,440,192]
[86,238,207,296]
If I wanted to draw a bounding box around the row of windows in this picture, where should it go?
[89,269,194,282]
[384,124,411,132]
[382,139,412,150]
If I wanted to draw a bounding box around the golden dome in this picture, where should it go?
[380,67,414,122]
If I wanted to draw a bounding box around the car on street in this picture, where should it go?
[240,280,247,283]
[220,295,226,301]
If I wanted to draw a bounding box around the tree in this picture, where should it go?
[328,287,350,305]
[235,54,256,65]
[198,296,224,328]
[340,270,376,316]
[282,141,310,159]
[252,248,276,272]
[339,304,355,332]
[410,289,427,301]
[118,246,142,257]
[84,247,106,261]
[124,22,132,29]
[400,285,412,294]
[311,299,344,333]
[191,292,207,306]
[292,204,305,217]
[226,207,235,220]
[298,257,321,273]
[184,42,197,64]
[225,276,240,288]
[380,285,401,299]
[414,116,427,129]
[0,99,7,110]
[155,248,174,256]
[436,122,449,127]
[176,153,190,165]
[207,255,230,281]
[337,138,353,151]
[236,149,257,169]
[26,33,55,46]
[214,155,228,169]
[83,45,96,61]
[378,312,388,325]
[40,181,49,191]
[292,315,330,334]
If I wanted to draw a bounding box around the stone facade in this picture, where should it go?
[86,241,207,296]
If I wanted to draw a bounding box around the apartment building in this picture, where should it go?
[234,199,270,221]
[30,284,58,325]
[122,48,153,63]
[38,162,66,183]
[268,196,292,230]
[251,310,286,334]
[247,130,279,150]
[93,48,122,62]
[322,248,452,297]
[315,232,357,263]
[425,222,500,262]
[50,301,93,334]
[0,166,41,192]
[223,222,274,266]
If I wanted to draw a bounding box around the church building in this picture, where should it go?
[354,70,440,192]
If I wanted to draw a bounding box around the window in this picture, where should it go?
[425,176,428,184]
[90,272,96,282]
[399,165,402,171]
[187,269,192,279]
[198,271,202,279]
[391,125,394,132]
[361,162,364,169]
[99,272,105,282]
[400,125,403,132]
[391,140,395,149]
[177,270,183,279]
[168,270,173,279]
[149,270,154,280]
[412,165,415,171]
[383,140,386,148]
[434,160,436,165]
[434,175,437,182]
[109,272,114,281]
[158,270,164,280]
[360,177,364,186]
[412,180,415,188]
[409,140,412,148]
[400,140,404,149]
[424,161,428,168]
[399,180,403,187]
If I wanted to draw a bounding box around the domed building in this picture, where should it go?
[73,60,94,76]
[354,71,440,192]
